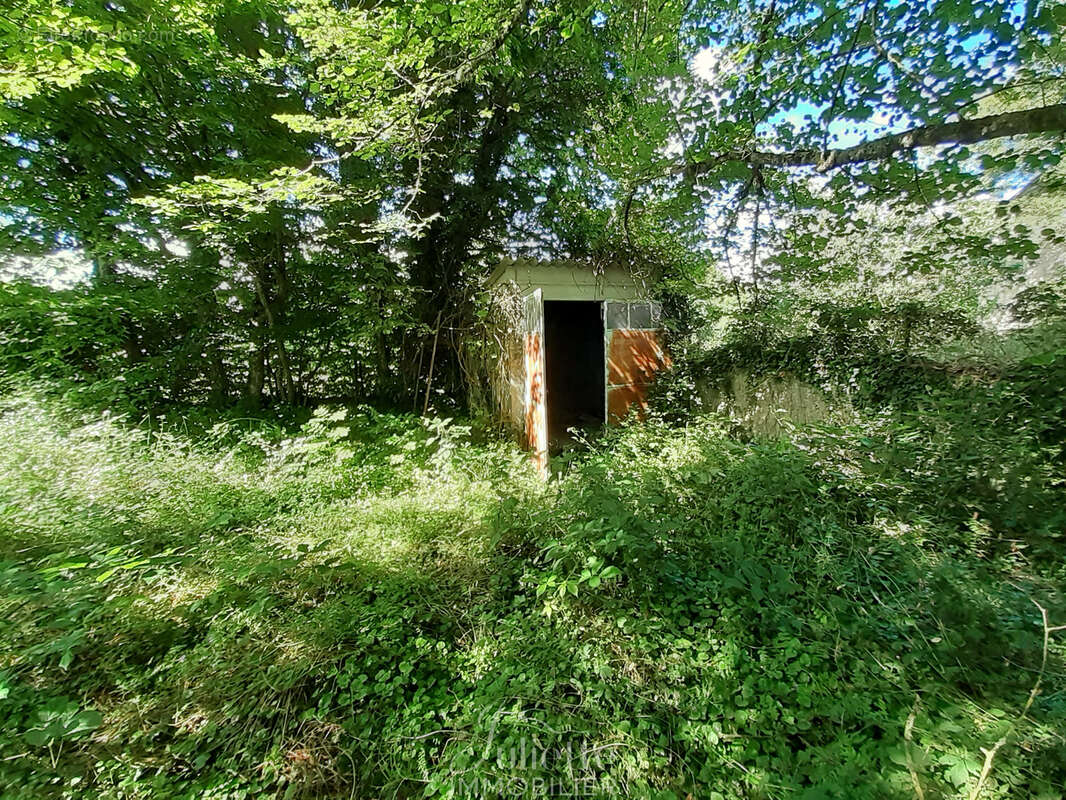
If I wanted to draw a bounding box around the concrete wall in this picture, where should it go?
[479,284,527,436]
[698,369,833,437]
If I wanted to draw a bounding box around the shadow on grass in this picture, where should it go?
[0,397,1063,799]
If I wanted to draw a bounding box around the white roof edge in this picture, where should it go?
[487,258,646,288]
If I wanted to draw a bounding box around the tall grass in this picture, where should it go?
[0,386,1063,799]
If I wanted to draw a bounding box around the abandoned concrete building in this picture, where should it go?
[485,259,671,473]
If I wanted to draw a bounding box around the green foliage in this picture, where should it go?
[2,1,1066,794]
[4,0,1065,408]
[0,385,1063,798]
[0,281,125,382]
[2,0,689,408]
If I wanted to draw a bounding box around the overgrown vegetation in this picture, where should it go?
[4,0,1065,407]
[3,0,1066,797]
[0,376,1062,798]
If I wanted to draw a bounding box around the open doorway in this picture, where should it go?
[543,300,605,448]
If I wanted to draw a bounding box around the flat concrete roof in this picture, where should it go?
[487,258,651,302]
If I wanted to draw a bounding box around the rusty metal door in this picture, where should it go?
[604,301,670,423]
[523,288,548,476]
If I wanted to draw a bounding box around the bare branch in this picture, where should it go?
[967,600,1057,800]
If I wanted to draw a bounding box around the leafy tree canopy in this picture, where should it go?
[1,0,1064,404]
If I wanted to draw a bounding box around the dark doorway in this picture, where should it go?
[543,300,605,446]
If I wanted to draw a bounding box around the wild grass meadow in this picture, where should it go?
[0,374,1062,799]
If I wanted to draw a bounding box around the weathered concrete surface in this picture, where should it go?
[699,369,832,436]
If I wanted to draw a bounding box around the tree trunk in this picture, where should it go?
[247,343,265,408]
[252,268,296,405]
[208,351,229,407]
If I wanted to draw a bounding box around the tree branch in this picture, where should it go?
[822,0,870,149]
[447,0,532,87]
[685,103,1066,175]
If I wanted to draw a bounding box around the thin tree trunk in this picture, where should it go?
[208,351,229,407]
[252,270,296,405]
[247,342,265,408]
[412,343,425,412]
[422,312,443,417]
